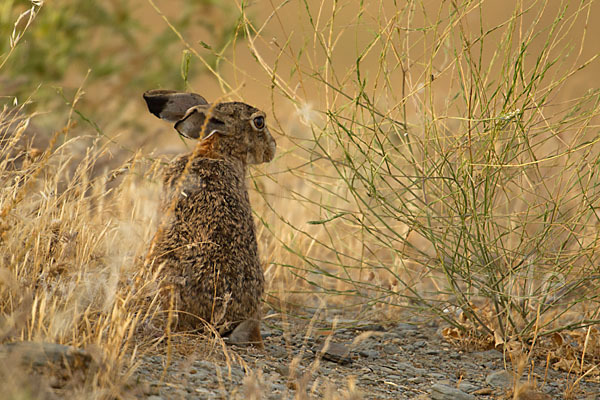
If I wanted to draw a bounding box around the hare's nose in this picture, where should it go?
[265,136,276,162]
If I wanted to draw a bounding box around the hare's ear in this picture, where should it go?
[143,90,208,122]
[174,105,228,139]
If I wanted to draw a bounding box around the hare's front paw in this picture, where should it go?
[225,319,263,349]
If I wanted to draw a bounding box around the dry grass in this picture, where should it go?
[0,0,600,398]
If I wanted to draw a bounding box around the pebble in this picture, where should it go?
[486,370,513,388]
[404,340,426,352]
[380,365,398,374]
[475,349,503,360]
[359,349,380,358]
[430,383,477,400]
[0,341,95,371]
[383,344,401,354]
[457,382,479,393]
[396,322,418,331]
[355,323,386,331]
[314,342,353,365]
[0,341,97,390]
[428,372,447,380]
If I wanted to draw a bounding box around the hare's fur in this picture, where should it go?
[143,90,276,344]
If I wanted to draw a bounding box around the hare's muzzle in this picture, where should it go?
[263,130,277,163]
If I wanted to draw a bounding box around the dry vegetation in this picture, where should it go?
[0,0,599,398]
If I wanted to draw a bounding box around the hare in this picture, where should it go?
[143,89,276,347]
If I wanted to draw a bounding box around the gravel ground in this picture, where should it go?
[131,316,600,400]
[3,315,598,399]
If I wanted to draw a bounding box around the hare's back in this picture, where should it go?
[164,156,256,250]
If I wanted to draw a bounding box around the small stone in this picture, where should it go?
[359,373,378,383]
[275,364,290,377]
[271,383,287,393]
[147,396,164,400]
[315,342,353,365]
[383,344,400,354]
[355,323,385,331]
[380,366,397,374]
[411,394,432,400]
[430,384,477,400]
[404,341,426,352]
[359,349,380,358]
[194,360,216,369]
[268,344,287,359]
[475,349,503,360]
[457,382,479,393]
[395,361,418,375]
[0,341,94,371]
[428,372,446,380]
[461,362,479,371]
[0,341,97,389]
[262,329,276,338]
[195,387,216,396]
[396,323,418,331]
[486,370,513,388]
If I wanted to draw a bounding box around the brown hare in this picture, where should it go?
[143,89,276,347]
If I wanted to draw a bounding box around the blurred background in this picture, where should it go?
[3,0,598,150]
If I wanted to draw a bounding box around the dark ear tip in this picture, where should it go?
[143,91,170,119]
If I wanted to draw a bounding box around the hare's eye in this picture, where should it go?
[252,116,265,131]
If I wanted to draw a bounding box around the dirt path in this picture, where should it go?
[132,315,600,399]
